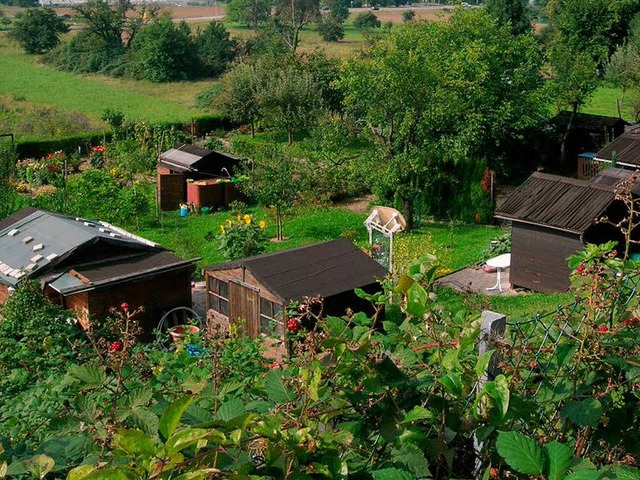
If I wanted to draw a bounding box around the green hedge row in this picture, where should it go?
[14,114,234,158]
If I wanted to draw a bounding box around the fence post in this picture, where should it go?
[474,310,507,478]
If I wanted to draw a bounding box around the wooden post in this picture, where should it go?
[474,310,507,477]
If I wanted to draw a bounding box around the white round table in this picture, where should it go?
[485,253,511,292]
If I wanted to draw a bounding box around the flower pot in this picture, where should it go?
[169,325,200,343]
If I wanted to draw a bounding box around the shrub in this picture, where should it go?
[316,13,345,42]
[402,9,416,22]
[195,20,236,77]
[9,7,68,54]
[353,11,380,29]
[45,29,126,75]
[216,213,267,260]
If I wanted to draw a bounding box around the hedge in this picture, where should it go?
[14,114,235,159]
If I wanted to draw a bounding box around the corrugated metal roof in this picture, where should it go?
[596,133,640,166]
[0,209,162,286]
[159,144,244,174]
[495,172,615,234]
[204,238,388,303]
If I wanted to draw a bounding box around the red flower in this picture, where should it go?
[599,325,608,333]
[109,341,123,352]
[120,302,129,311]
[576,266,584,274]
[286,318,300,333]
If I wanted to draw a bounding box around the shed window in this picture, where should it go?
[260,298,284,336]
[207,277,228,316]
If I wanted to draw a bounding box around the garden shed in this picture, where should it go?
[203,238,388,341]
[157,144,245,210]
[495,171,638,293]
[578,131,640,180]
[0,208,198,334]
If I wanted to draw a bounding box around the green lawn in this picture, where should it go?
[0,39,209,124]
[583,85,634,121]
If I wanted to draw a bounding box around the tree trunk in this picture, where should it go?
[288,130,293,146]
[276,206,283,240]
[560,104,577,167]
[251,121,255,138]
[402,198,413,231]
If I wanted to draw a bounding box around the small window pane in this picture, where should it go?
[220,299,228,316]
[219,281,228,299]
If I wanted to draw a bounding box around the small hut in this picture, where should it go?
[202,239,388,348]
[495,171,638,292]
[157,144,245,211]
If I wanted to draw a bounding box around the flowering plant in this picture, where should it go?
[90,144,107,169]
[217,213,267,260]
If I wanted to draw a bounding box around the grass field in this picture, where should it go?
[0,37,210,124]
[582,85,634,121]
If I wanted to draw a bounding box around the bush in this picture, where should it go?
[353,11,381,29]
[402,9,416,22]
[9,7,68,54]
[196,21,236,77]
[316,13,345,42]
[129,16,201,82]
[45,29,126,75]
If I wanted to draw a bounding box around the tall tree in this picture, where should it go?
[219,62,266,137]
[274,0,319,52]
[260,66,323,144]
[196,21,236,77]
[10,7,68,54]
[339,9,545,226]
[226,0,272,29]
[484,0,531,35]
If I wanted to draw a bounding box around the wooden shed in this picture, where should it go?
[0,208,198,335]
[157,144,245,211]
[203,239,388,343]
[495,171,637,292]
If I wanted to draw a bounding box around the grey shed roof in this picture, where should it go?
[204,238,388,303]
[159,144,243,174]
[495,172,615,234]
[595,133,640,167]
[0,209,162,287]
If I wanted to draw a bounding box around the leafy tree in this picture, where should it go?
[9,7,68,54]
[340,9,544,225]
[219,61,266,137]
[353,11,380,29]
[226,0,271,29]
[196,21,236,77]
[300,50,343,113]
[237,144,300,240]
[129,16,200,82]
[402,9,416,22]
[274,0,319,51]
[73,0,129,49]
[260,66,323,144]
[484,0,531,35]
[316,12,345,42]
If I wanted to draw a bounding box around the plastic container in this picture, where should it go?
[169,325,200,342]
[179,206,188,217]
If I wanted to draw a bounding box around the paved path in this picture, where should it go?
[435,266,516,296]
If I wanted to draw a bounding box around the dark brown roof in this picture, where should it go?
[596,133,640,166]
[0,206,38,232]
[48,251,197,294]
[204,238,388,303]
[553,111,629,130]
[495,172,615,234]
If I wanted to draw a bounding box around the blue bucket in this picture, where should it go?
[179,206,188,217]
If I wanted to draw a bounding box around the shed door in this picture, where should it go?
[228,280,260,337]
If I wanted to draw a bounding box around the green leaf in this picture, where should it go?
[394,274,415,293]
[125,387,153,411]
[69,365,106,388]
[22,455,54,479]
[475,349,495,378]
[264,370,295,404]
[113,429,157,457]
[128,408,159,437]
[164,428,210,455]
[390,443,429,477]
[66,465,95,480]
[215,398,245,422]
[172,468,222,480]
[405,283,429,317]
[601,465,640,480]
[401,406,435,424]
[159,397,193,440]
[326,316,347,335]
[0,461,7,478]
[438,372,463,397]
[562,399,603,427]
[82,468,135,480]
[565,471,602,480]
[545,441,573,480]
[496,431,544,475]
[480,374,510,419]
[372,467,414,480]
